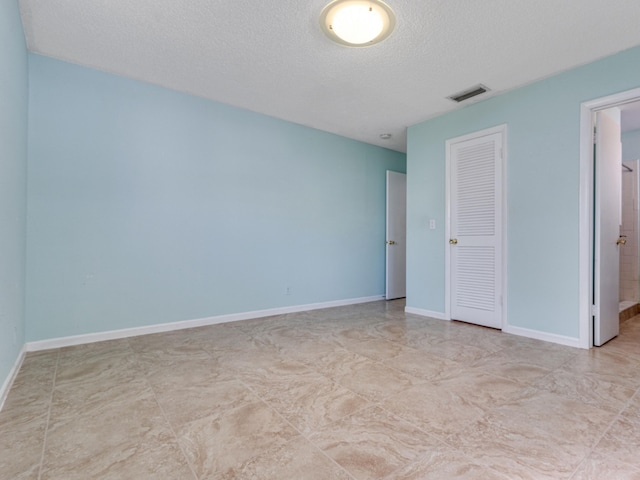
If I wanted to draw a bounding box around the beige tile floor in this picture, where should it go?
[2,299,640,479]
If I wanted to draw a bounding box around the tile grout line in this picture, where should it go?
[263,341,474,480]
[235,376,359,480]
[4,304,636,479]
[36,349,61,480]
[129,348,200,480]
[365,369,582,479]
[238,367,377,431]
[282,317,551,468]
[301,436,360,480]
[371,386,496,475]
[372,407,464,479]
[566,385,640,479]
[528,347,639,416]
[332,370,511,480]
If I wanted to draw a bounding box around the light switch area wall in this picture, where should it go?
[0,0,28,394]
[26,54,406,342]
[407,45,640,340]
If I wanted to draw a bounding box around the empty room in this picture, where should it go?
[2,0,640,478]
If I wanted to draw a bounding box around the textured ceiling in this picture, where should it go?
[18,0,640,152]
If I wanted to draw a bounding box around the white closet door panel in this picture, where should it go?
[449,131,503,329]
[455,246,496,311]
[455,140,497,237]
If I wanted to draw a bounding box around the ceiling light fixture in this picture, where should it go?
[320,0,396,47]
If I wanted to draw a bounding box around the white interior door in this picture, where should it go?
[386,171,406,300]
[594,108,622,346]
[449,130,503,329]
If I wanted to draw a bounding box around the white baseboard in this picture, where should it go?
[0,345,26,412]
[26,295,385,352]
[503,325,583,349]
[404,308,583,349]
[404,306,450,321]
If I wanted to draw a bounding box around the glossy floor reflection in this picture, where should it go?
[2,300,640,479]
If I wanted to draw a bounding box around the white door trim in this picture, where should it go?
[579,87,640,349]
[445,124,508,328]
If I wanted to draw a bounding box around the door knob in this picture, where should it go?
[449,238,458,245]
[386,240,396,245]
[617,236,627,245]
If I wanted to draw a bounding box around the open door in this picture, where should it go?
[385,171,406,300]
[593,108,622,346]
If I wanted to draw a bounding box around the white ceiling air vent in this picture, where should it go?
[448,84,490,103]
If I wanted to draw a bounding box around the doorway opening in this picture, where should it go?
[619,103,640,322]
[579,88,640,348]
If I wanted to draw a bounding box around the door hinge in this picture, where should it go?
[591,304,597,316]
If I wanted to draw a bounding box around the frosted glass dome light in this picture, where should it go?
[320,0,396,47]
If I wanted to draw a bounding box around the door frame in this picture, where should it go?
[579,87,640,349]
[444,124,508,329]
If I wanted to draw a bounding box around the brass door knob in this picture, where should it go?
[617,236,627,245]
[449,238,458,245]
[386,240,396,245]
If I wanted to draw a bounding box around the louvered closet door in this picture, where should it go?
[450,131,503,329]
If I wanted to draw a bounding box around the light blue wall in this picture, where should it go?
[26,55,405,341]
[623,129,640,160]
[407,46,640,339]
[0,0,28,387]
